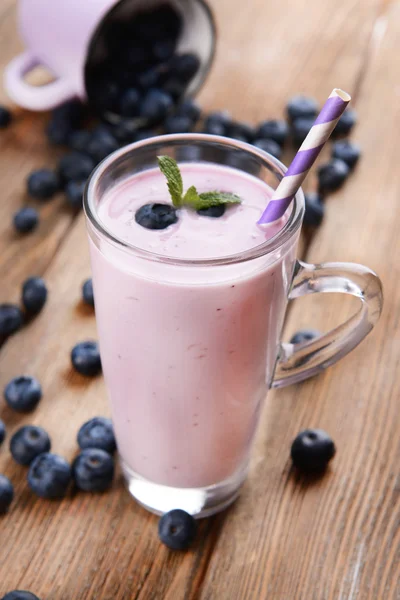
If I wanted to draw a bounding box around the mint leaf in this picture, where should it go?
[183,185,201,206]
[157,156,183,207]
[196,191,242,210]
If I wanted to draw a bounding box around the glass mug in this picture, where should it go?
[84,135,383,518]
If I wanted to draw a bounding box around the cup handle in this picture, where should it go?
[272,260,383,388]
[4,52,74,110]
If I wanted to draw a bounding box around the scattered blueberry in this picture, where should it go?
[332,140,361,169]
[134,129,156,142]
[51,99,86,130]
[0,305,23,338]
[205,111,231,129]
[197,205,226,218]
[27,169,60,200]
[162,79,186,101]
[164,115,192,134]
[287,95,318,122]
[58,152,95,184]
[27,453,71,499]
[169,53,200,83]
[82,278,94,307]
[1,592,41,600]
[175,99,201,123]
[77,417,116,454]
[290,329,321,344]
[71,341,102,377]
[137,68,160,90]
[4,376,42,413]
[318,159,350,193]
[291,117,315,146]
[158,509,196,550]
[72,448,114,492]
[46,119,71,146]
[256,119,289,146]
[227,121,255,142]
[140,89,173,123]
[153,38,176,62]
[112,120,138,144]
[0,474,14,514]
[202,120,226,136]
[304,192,324,227]
[135,203,178,230]
[0,420,5,445]
[21,277,48,315]
[0,106,12,128]
[65,180,86,210]
[119,88,141,118]
[291,429,336,472]
[332,108,357,137]
[253,138,282,159]
[68,130,91,153]
[86,129,119,163]
[13,207,39,234]
[10,425,51,466]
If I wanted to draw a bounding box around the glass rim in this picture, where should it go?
[83,133,305,267]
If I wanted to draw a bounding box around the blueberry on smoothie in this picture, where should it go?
[135,203,178,230]
[291,429,336,472]
[197,205,226,218]
[158,509,197,550]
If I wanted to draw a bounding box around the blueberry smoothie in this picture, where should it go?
[89,161,298,493]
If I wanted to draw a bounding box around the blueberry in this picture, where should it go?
[10,425,51,466]
[27,453,71,499]
[112,120,138,144]
[175,99,201,123]
[318,159,350,193]
[158,509,196,550]
[22,277,48,315]
[72,448,114,492]
[197,205,226,218]
[304,192,324,227]
[0,106,12,128]
[331,140,361,169]
[227,121,256,142]
[291,117,315,146]
[291,429,336,472]
[119,88,141,117]
[162,79,186,102]
[77,417,116,453]
[164,115,192,134]
[45,120,71,146]
[153,39,176,62]
[51,99,86,130]
[290,329,321,344]
[256,119,289,146]
[332,109,357,137]
[169,53,201,83]
[71,341,102,377]
[287,95,318,122]
[68,130,91,153]
[0,420,6,445]
[140,89,173,123]
[253,138,282,159]
[58,152,95,184]
[87,128,119,163]
[27,169,60,200]
[65,180,86,210]
[13,207,39,234]
[4,376,42,413]
[135,203,178,230]
[202,121,226,136]
[1,592,40,600]
[0,305,23,338]
[134,129,156,142]
[137,68,160,90]
[205,111,231,129]
[0,474,14,514]
[82,278,94,307]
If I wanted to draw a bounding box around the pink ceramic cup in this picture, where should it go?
[4,0,215,111]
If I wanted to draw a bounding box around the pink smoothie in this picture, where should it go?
[89,163,297,489]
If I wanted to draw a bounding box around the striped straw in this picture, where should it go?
[258,88,351,224]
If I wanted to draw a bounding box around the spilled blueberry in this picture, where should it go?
[65,180,86,210]
[82,279,94,307]
[10,425,51,466]
[175,99,201,123]
[71,341,102,377]
[0,305,23,338]
[0,420,6,446]
[4,376,42,413]
[21,277,48,316]
[1,592,41,600]
[119,88,141,118]
[291,429,336,472]
[13,207,39,234]
[227,121,255,142]
[256,119,288,146]
[331,140,361,169]
[27,453,71,499]
[332,108,357,137]
[86,128,119,163]
[164,115,192,134]
[72,448,114,492]
[27,169,60,200]
[135,203,178,230]
[0,106,12,128]
[68,130,92,153]
[318,159,350,192]
[291,117,315,146]
[304,192,324,227]
[78,417,116,454]
[253,138,282,159]
[140,89,173,123]
[158,509,197,550]
[58,152,95,184]
[0,474,14,514]
[287,95,318,122]
[169,53,200,83]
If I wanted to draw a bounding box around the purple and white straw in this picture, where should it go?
[258,88,351,224]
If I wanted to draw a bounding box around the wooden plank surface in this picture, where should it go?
[0,0,399,598]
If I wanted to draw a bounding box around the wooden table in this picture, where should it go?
[0,0,399,598]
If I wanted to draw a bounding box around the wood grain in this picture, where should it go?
[0,0,398,598]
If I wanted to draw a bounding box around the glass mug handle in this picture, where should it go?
[272,260,383,388]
